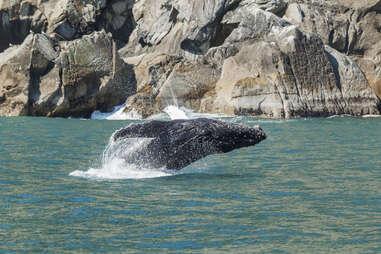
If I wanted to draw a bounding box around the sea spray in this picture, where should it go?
[91,104,142,120]
[70,136,174,180]
[163,105,188,120]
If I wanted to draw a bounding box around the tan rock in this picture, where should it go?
[284,0,381,99]
[0,31,136,117]
[123,53,219,117]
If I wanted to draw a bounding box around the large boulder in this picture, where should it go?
[210,8,379,117]
[122,53,219,117]
[42,0,98,40]
[283,0,381,99]
[0,0,137,52]
[0,30,136,117]
[232,0,288,16]
[119,0,243,59]
[0,0,47,52]
[0,35,35,116]
[43,0,136,42]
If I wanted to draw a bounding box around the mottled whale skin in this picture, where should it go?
[112,118,267,170]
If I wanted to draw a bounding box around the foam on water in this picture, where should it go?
[70,137,175,180]
[70,160,173,180]
[91,104,142,120]
[362,114,381,118]
[327,114,353,119]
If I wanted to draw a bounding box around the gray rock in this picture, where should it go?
[50,31,136,117]
[122,53,182,118]
[236,0,288,16]
[0,35,34,116]
[122,53,219,117]
[119,0,242,60]
[0,0,47,52]
[0,0,380,118]
[283,0,381,99]
[325,45,380,115]
[44,0,99,40]
[121,3,380,118]
[210,8,379,117]
[222,6,290,44]
[0,31,136,117]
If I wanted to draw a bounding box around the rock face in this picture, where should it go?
[122,53,220,117]
[122,3,380,118]
[0,0,380,118]
[0,0,47,52]
[0,31,136,117]
[284,0,381,101]
[211,8,379,117]
[112,118,267,170]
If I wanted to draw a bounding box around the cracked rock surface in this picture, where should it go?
[0,0,380,118]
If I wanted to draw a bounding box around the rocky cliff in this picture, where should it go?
[0,0,380,118]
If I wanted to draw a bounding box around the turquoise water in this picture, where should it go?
[1,116,381,253]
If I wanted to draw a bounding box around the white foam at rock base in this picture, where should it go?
[162,105,232,120]
[163,105,189,120]
[91,104,142,120]
[362,114,381,118]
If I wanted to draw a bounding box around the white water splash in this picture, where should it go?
[70,137,175,180]
[163,105,189,120]
[91,104,142,120]
[161,105,232,120]
[70,160,173,180]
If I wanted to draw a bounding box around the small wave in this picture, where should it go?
[327,114,353,119]
[188,112,232,119]
[247,119,298,123]
[362,114,381,118]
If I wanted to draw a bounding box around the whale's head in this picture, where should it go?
[209,120,267,153]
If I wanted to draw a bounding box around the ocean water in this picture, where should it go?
[1,116,381,253]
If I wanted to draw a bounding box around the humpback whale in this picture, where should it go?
[111,118,266,170]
